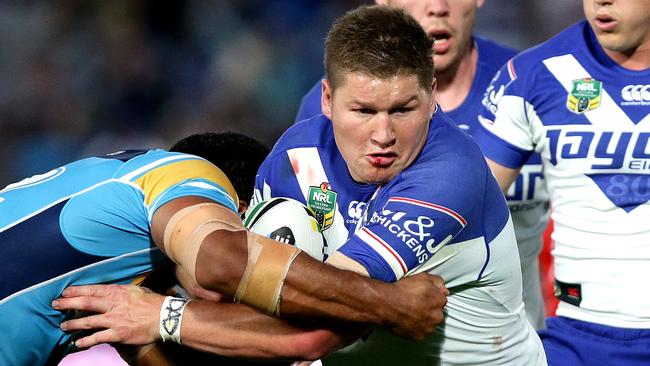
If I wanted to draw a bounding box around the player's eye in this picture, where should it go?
[391,107,412,114]
[355,108,375,115]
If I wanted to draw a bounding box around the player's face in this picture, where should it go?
[583,0,650,54]
[322,73,436,185]
[378,0,483,74]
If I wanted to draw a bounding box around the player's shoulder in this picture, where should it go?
[510,21,589,74]
[295,79,324,123]
[474,35,517,66]
[110,149,188,176]
[409,112,488,184]
[268,115,334,158]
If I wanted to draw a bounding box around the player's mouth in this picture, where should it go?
[429,30,452,54]
[367,152,397,168]
[594,13,617,32]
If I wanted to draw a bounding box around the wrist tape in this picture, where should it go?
[159,296,190,344]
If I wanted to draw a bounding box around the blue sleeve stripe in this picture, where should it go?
[474,125,532,169]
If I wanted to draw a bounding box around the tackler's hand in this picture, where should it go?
[52,284,164,349]
[387,273,448,341]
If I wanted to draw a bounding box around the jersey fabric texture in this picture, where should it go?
[538,316,650,366]
[0,149,238,366]
[475,20,650,365]
[295,35,548,329]
[253,112,546,365]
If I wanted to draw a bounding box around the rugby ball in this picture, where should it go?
[243,197,325,261]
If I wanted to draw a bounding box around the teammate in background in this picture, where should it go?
[1,131,446,366]
[254,5,546,365]
[296,0,548,329]
[474,0,650,364]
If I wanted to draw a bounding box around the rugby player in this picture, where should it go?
[295,0,548,329]
[1,131,445,365]
[253,5,546,365]
[474,0,650,364]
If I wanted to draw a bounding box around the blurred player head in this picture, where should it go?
[582,0,650,65]
[170,132,270,211]
[322,5,436,185]
[376,0,485,75]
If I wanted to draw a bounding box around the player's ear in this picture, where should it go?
[238,199,249,214]
[476,0,485,8]
[322,79,334,120]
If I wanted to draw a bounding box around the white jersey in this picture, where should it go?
[476,21,650,328]
[254,113,546,365]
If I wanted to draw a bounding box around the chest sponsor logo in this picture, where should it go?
[307,182,337,231]
[505,168,545,203]
[566,78,602,114]
[369,209,447,264]
[546,129,650,212]
[621,85,650,106]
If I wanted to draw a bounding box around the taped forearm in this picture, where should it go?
[163,203,246,282]
[234,232,300,315]
[162,202,301,315]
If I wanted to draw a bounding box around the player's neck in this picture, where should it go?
[602,41,650,71]
[435,44,478,112]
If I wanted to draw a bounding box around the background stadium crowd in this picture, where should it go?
[0,0,581,187]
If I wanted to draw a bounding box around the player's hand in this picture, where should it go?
[52,284,164,349]
[387,273,448,340]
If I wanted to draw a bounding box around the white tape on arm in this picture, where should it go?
[159,296,190,344]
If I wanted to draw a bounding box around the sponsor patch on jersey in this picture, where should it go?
[566,77,602,114]
[358,196,466,277]
[621,84,650,106]
[307,182,337,231]
[588,173,650,213]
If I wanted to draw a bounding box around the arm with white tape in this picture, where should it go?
[55,284,354,360]
[151,196,447,340]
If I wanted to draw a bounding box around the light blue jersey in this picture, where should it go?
[0,149,238,366]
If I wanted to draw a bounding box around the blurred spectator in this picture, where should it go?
[0,0,579,187]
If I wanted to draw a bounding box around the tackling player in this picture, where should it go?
[1,132,446,365]
[474,0,650,364]
[295,0,548,329]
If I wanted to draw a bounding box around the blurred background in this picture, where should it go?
[0,0,582,187]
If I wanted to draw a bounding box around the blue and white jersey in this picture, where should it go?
[476,21,650,329]
[254,112,545,365]
[296,36,548,329]
[0,150,238,366]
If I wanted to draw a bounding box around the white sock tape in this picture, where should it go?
[159,296,190,344]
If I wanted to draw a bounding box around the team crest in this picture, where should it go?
[566,77,602,114]
[307,182,337,231]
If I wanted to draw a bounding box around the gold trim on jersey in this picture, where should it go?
[135,159,238,206]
